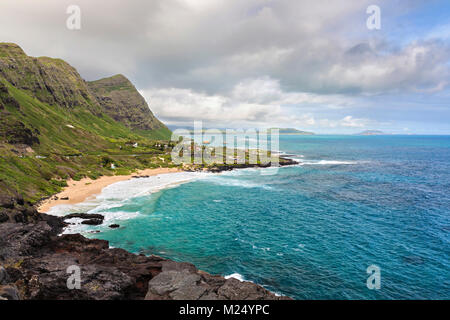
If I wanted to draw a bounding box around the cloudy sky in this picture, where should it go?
[1,0,449,133]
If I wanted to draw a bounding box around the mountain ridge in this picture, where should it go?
[88,74,169,135]
[0,43,168,135]
[0,43,101,114]
[0,43,173,202]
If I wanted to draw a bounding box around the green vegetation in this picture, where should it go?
[0,43,177,203]
[87,74,171,135]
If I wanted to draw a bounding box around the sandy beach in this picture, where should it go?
[37,167,181,213]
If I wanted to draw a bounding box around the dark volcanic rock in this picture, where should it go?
[0,211,9,223]
[0,221,55,261]
[0,196,290,300]
[0,83,40,146]
[145,260,289,300]
[207,157,298,173]
[109,224,120,229]
[3,121,40,146]
[81,218,103,226]
[0,285,20,300]
[11,234,165,300]
[0,201,41,225]
[0,195,15,209]
[145,270,205,300]
[63,213,105,226]
[16,194,25,206]
[0,266,7,284]
[63,213,104,220]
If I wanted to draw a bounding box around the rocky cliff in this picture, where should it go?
[0,43,172,202]
[0,196,290,300]
[88,74,168,133]
[0,43,101,114]
[0,44,289,300]
[0,43,169,135]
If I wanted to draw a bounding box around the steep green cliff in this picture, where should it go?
[0,43,101,114]
[88,74,170,139]
[0,43,174,202]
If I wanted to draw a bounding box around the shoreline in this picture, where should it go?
[26,162,297,300]
[1,197,289,300]
[37,167,182,213]
[37,157,298,213]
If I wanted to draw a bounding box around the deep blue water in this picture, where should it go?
[77,135,450,299]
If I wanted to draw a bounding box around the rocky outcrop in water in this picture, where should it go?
[206,157,298,173]
[63,213,105,226]
[0,196,290,300]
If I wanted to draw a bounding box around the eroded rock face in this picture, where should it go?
[0,196,291,300]
[0,82,40,146]
[62,213,105,226]
[0,266,7,284]
[1,261,20,300]
[0,43,169,139]
[0,285,20,300]
[0,194,16,209]
[88,75,168,132]
[145,261,288,300]
[0,43,101,114]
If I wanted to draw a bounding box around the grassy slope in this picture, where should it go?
[0,80,176,203]
[87,74,171,137]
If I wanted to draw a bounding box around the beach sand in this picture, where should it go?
[37,167,181,213]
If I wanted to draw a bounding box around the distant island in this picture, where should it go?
[357,130,385,136]
[180,127,315,135]
[269,128,315,135]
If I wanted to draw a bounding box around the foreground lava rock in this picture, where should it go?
[145,261,284,300]
[0,196,290,300]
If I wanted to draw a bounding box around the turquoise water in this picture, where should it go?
[67,135,450,299]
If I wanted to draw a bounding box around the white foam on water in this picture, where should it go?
[225,273,246,282]
[281,154,361,166]
[268,289,283,297]
[62,222,90,235]
[48,171,211,234]
[205,176,273,190]
[298,160,360,165]
[218,167,261,176]
[96,172,210,203]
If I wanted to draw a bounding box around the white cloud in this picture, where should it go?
[142,78,368,129]
[141,86,282,126]
[319,116,372,128]
[1,0,448,96]
[0,0,449,132]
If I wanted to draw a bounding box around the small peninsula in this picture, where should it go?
[269,128,315,135]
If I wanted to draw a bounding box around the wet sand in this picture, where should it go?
[37,167,181,213]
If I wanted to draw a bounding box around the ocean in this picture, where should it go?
[48,135,450,299]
